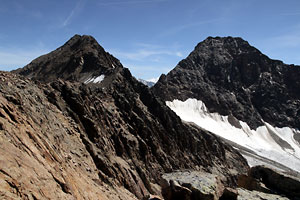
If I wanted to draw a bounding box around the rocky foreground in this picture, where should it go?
[0,35,299,199]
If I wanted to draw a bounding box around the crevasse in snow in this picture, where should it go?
[166,98,300,172]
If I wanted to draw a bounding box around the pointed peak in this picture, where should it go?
[202,36,247,44]
[65,34,97,44]
[14,34,122,83]
[198,36,250,48]
[192,36,258,57]
[61,34,104,52]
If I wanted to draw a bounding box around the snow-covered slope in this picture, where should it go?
[167,98,300,173]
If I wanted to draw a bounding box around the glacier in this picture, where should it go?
[166,98,300,173]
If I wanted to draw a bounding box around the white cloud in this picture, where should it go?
[109,42,183,62]
[62,0,86,27]
[111,49,183,61]
[109,42,183,79]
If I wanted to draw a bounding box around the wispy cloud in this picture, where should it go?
[112,49,182,61]
[158,18,222,38]
[110,42,182,79]
[98,0,167,6]
[62,0,86,27]
[109,43,183,62]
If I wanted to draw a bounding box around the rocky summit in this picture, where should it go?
[152,36,300,129]
[0,35,251,199]
[13,34,122,83]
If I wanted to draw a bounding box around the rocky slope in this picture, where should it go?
[1,35,250,199]
[152,36,300,129]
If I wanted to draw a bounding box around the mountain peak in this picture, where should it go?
[192,36,260,59]
[13,34,122,83]
[62,34,101,50]
[201,36,249,47]
[153,36,300,129]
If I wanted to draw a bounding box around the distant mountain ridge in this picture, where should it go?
[138,78,156,87]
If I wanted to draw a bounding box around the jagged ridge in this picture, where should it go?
[1,35,249,199]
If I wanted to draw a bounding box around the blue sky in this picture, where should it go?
[1,0,300,80]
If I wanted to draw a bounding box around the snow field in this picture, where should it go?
[166,98,300,172]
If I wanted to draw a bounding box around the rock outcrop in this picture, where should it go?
[1,35,249,199]
[248,166,300,199]
[161,171,225,200]
[161,166,300,200]
[152,36,300,129]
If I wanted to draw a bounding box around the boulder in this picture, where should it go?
[219,188,238,200]
[161,171,225,200]
[237,188,289,200]
[249,165,300,199]
[237,174,271,193]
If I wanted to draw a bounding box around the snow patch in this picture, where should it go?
[84,75,105,84]
[166,98,300,173]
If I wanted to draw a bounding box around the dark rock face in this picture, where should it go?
[13,34,122,83]
[249,166,300,199]
[152,36,300,129]
[5,35,249,199]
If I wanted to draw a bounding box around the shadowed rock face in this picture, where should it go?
[249,166,300,199]
[152,36,300,129]
[13,34,122,83]
[3,35,249,199]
